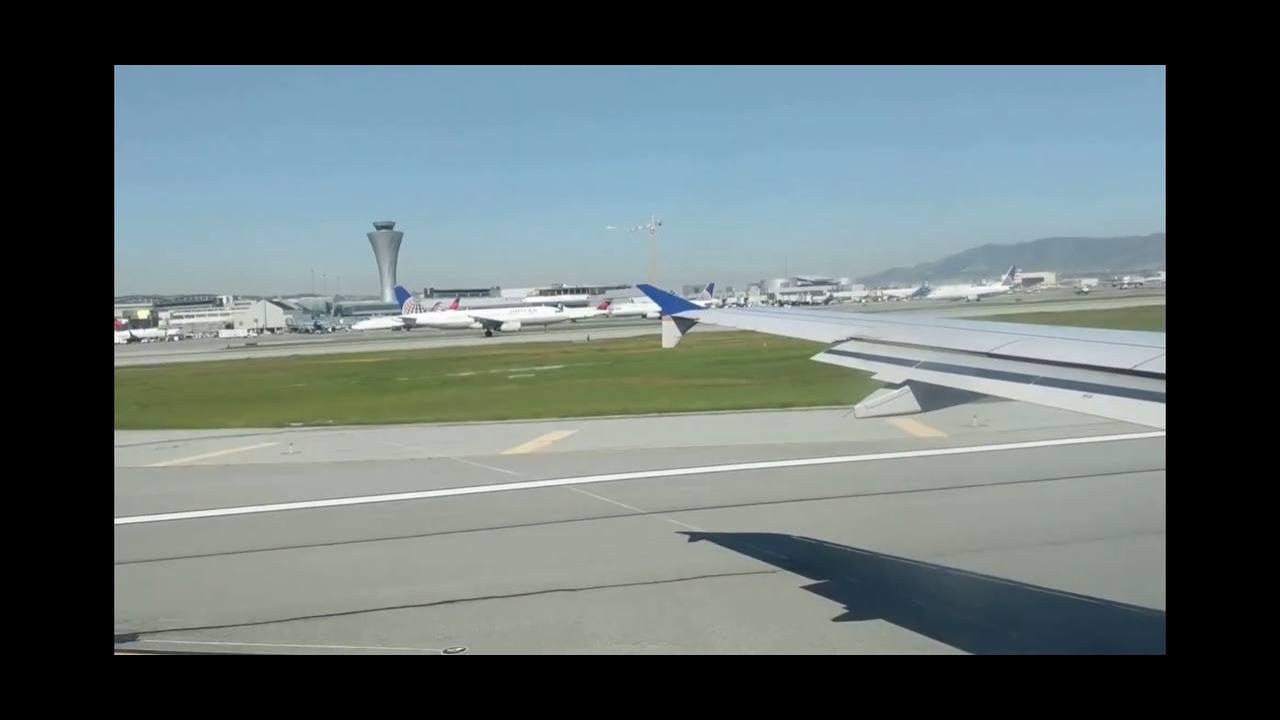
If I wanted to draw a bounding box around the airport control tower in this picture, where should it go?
[367,221,404,303]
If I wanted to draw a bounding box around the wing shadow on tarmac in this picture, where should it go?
[682,531,1165,654]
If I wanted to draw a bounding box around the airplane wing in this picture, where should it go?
[636,285,1165,429]
[465,314,507,330]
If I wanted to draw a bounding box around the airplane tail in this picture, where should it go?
[911,283,930,298]
[596,300,612,311]
[1002,266,1019,286]
[429,301,444,312]
[697,282,716,301]
[448,297,461,311]
[394,286,421,314]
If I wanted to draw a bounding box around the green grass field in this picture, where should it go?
[115,332,872,429]
[978,304,1165,332]
[115,305,1166,429]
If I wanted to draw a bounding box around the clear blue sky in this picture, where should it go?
[115,66,1165,296]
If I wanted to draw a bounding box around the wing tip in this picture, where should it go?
[636,284,701,315]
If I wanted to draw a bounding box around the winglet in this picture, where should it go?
[636,284,701,315]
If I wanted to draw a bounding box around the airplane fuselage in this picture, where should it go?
[414,305,576,330]
[922,283,1012,301]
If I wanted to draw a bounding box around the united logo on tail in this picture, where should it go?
[394,286,422,314]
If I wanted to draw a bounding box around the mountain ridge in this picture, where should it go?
[859,233,1166,286]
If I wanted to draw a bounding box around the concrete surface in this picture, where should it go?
[114,403,1166,654]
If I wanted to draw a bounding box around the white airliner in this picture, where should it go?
[830,288,871,303]
[562,300,612,321]
[409,304,579,336]
[1112,272,1164,289]
[114,321,181,344]
[918,266,1019,302]
[352,286,585,336]
[607,297,663,319]
[637,284,1165,429]
[877,284,929,301]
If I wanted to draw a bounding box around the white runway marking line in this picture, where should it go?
[132,639,443,653]
[114,431,1165,526]
[501,429,578,455]
[449,456,523,476]
[146,442,279,468]
[567,486,703,531]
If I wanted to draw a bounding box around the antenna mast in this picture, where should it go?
[608,215,664,285]
[634,215,663,284]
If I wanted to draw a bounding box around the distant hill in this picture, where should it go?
[859,233,1165,286]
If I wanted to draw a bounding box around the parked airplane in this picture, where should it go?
[114,320,181,344]
[877,284,929,301]
[918,267,1019,302]
[608,297,662,319]
[636,284,1165,429]
[349,288,456,331]
[563,300,612,321]
[352,286,585,336]
[1113,272,1164,289]
[830,288,871,304]
[413,304,582,336]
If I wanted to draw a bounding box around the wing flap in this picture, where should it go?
[813,340,1165,428]
[676,306,1165,375]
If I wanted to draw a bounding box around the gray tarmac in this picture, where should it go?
[115,401,1166,654]
[112,319,694,367]
[114,289,1165,367]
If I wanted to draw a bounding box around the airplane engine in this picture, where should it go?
[967,294,979,302]
[499,321,522,332]
[469,321,484,329]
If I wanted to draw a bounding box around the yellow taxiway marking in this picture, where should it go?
[501,430,578,455]
[886,417,948,438]
[147,442,279,467]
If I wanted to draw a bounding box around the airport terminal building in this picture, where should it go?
[115,295,294,335]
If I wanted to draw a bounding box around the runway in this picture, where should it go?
[114,401,1166,654]
[114,289,1165,367]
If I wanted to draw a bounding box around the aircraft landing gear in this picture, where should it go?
[484,329,493,337]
